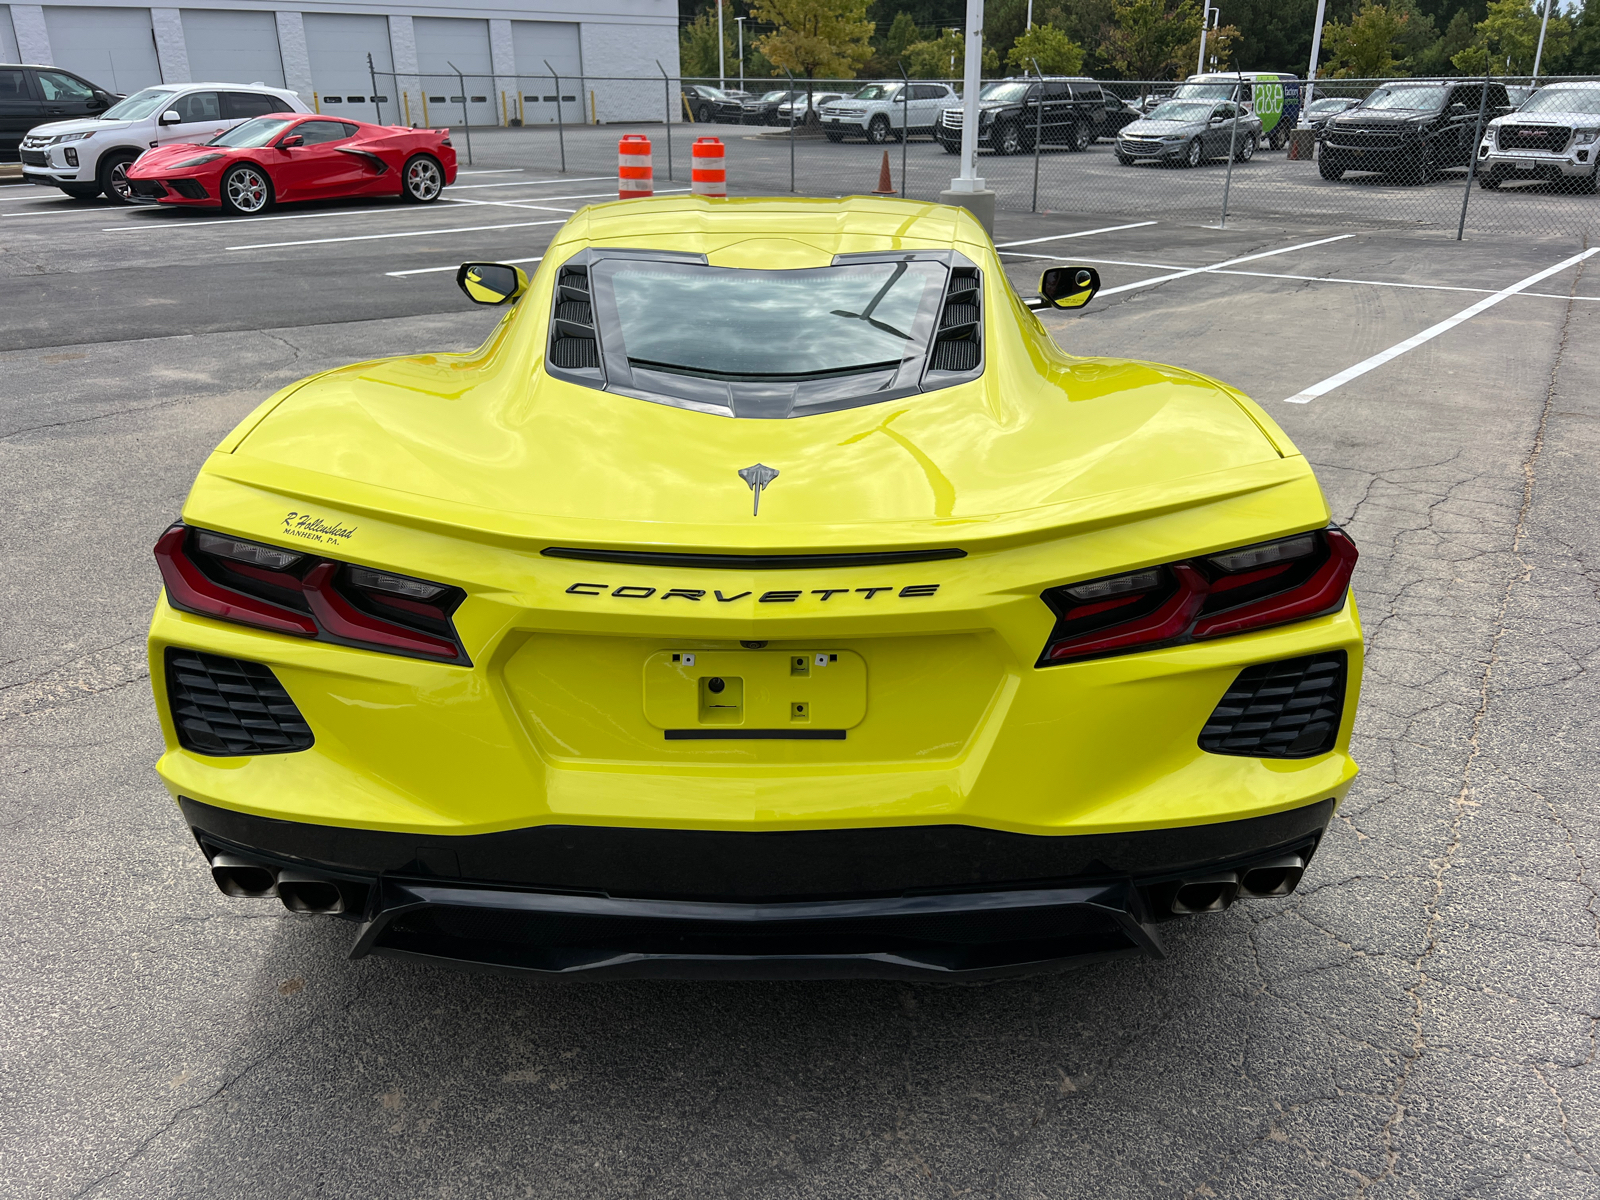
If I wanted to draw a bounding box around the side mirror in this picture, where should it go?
[1449,102,1469,115]
[91,90,111,108]
[1039,266,1100,311]
[457,261,530,306]
[278,134,304,148]
[159,109,182,126]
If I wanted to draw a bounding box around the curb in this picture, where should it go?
[1,163,25,185]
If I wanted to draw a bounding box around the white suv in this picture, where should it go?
[820,82,957,144]
[21,82,309,203]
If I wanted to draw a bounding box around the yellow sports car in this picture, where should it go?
[148,197,1361,980]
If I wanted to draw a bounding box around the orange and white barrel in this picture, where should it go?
[691,137,726,198]
[618,134,653,199]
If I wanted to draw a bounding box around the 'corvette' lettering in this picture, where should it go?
[760,590,801,603]
[899,585,940,598]
[856,587,894,599]
[567,582,942,602]
[812,589,849,601]
[612,586,655,598]
[715,590,751,602]
[662,588,705,601]
[566,582,607,595]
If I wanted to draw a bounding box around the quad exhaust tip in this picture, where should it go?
[208,854,347,914]
[1168,855,1308,915]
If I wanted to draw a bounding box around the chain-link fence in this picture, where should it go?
[365,67,1600,240]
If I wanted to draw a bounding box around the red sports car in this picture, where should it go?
[124,114,456,214]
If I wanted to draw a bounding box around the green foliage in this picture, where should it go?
[905,28,999,77]
[1408,6,1476,72]
[1005,24,1087,74]
[1175,22,1241,71]
[1322,0,1413,76]
[1452,0,1570,72]
[679,8,735,81]
[885,10,921,57]
[1103,0,1205,80]
[752,0,877,79]
[1570,0,1600,73]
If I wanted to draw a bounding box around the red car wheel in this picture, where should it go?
[401,155,444,203]
[221,164,273,215]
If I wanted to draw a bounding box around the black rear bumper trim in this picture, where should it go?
[664,728,846,740]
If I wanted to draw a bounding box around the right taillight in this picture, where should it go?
[1039,527,1357,665]
[154,524,469,663]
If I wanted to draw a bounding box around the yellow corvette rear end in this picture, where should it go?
[147,197,1361,980]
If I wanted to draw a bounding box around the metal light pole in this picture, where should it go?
[717,0,725,91]
[1533,0,1553,79]
[366,53,382,125]
[544,59,564,172]
[1198,5,1219,75]
[1301,0,1328,121]
[938,0,995,233]
[736,17,745,90]
[1026,0,1033,28]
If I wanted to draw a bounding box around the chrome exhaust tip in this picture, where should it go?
[211,854,278,898]
[1171,873,1240,915]
[1239,855,1306,899]
[276,871,346,915]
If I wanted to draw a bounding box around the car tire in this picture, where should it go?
[1116,152,1135,166]
[1318,155,1346,181]
[220,163,274,215]
[58,182,101,200]
[696,104,713,124]
[1182,138,1203,168]
[938,138,960,154]
[867,116,890,145]
[1233,133,1256,163]
[1477,167,1503,190]
[98,151,141,206]
[996,122,1026,155]
[1268,127,1287,151]
[1068,121,1092,152]
[824,130,844,143]
[1578,165,1600,194]
[401,154,444,203]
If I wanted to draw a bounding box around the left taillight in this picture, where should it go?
[154,524,468,663]
[1038,526,1358,665]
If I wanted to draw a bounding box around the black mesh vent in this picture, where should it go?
[551,337,600,369]
[559,269,589,292]
[1199,652,1347,759]
[941,302,979,328]
[555,300,592,324]
[166,649,314,756]
[930,339,980,371]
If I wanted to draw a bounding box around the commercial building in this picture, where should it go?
[0,0,679,124]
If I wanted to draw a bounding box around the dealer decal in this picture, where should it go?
[282,511,358,546]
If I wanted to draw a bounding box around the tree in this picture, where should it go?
[905,28,1000,77]
[1005,23,1087,74]
[1409,7,1476,72]
[1322,0,1413,76]
[1570,0,1600,73]
[1452,0,1571,72]
[679,8,735,81]
[1175,22,1241,72]
[1103,0,1205,81]
[752,0,877,79]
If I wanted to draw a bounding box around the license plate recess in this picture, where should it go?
[643,650,866,733]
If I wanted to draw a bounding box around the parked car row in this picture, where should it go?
[1318,80,1513,185]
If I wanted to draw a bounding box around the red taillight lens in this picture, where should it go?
[1040,527,1357,665]
[154,525,467,662]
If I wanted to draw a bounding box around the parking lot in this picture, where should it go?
[5,127,1600,1198]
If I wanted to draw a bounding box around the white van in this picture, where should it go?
[21,82,309,203]
[1172,72,1302,148]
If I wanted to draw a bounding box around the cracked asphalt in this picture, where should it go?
[3,142,1600,1197]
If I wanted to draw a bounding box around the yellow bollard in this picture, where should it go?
[312,91,320,113]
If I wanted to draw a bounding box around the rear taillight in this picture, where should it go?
[1039,527,1357,665]
[154,524,467,662]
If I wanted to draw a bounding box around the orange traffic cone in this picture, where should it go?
[873,151,895,196]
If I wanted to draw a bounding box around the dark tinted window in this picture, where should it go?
[294,119,351,145]
[36,70,95,102]
[1044,83,1071,99]
[1070,83,1100,99]
[224,91,291,119]
[172,91,221,122]
[0,69,31,102]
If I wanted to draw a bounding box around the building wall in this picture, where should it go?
[8,0,680,124]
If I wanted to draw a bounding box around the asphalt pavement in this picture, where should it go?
[4,129,1600,1199]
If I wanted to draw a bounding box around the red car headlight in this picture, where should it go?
[1038,526,1358,665]
[174,152,225,168]
[154,524,467,662]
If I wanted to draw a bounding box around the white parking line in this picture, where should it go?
[456,169,525,175]
[226,217,568,250]
[386,254,544,278]
[1282,246,1600,405]
[104,205,428,232]
[449,175,614,190]
[441,187,690,214]
[993,221,1157,247]
[1097,235,1356,296]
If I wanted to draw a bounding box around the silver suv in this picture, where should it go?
[1477,81,1600,192]
[820,82,956,144]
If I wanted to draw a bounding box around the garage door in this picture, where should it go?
[0,8,19,65]
[304,13,395,124]
[181,9,284,87]
[413,16,495,127]
[511,21,580,125]
[41,6,162,94]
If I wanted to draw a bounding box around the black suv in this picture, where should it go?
[1320,80,1512,183]
[0,64,116,160]
[936,77,1107,155]
[681,85,746,125]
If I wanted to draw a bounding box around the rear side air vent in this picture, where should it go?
[925,267,982,377]
[548,266,601,374]
[1199,652,1347,759]
[166,649,314,756]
